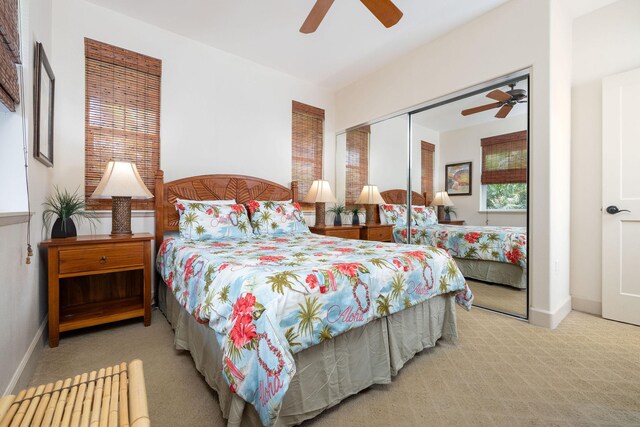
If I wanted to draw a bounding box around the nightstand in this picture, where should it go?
[41,233,153,347]
[359,224,394,242]
[439,220,465,225]
[309,225,360,239]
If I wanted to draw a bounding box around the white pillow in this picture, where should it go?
[379,205,387,225]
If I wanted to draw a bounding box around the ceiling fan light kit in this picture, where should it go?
[300,0,403,34]
[461,83,528,119]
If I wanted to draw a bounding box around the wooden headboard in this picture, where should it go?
[376,189,428,223]
[154,170,298,243]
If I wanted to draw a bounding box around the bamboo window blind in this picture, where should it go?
[345,126,370,205]
[421,141,435,204]
[292,100,324,205]
[85,38,161,210]
[480,130,527,185]
[0,0,20,112]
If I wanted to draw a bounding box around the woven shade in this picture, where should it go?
[0,0,20,111]
[421,141,435,204]
[292,100,324,206]
[481,130,527,185]
[84,38,161,210]
[345,126,370,205]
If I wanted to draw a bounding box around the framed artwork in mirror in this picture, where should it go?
[445,162,472,195]
[34,42,55,167]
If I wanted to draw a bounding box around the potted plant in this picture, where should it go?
[443,206,457,221]
[351,207,361,226]
[327,203,346,226]
[43,187,99,238]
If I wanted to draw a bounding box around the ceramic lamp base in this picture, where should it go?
[314,202,326,228]
[111,196,133,235]
[365,204,376,225]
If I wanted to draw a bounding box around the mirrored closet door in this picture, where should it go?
[409,74,529,318]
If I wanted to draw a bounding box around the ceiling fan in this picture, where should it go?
[461,83,528,119]
[300,0,403,34]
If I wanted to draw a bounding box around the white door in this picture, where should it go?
[602,67,640,326]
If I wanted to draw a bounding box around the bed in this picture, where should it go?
[153,171,473,426]
[379,189,527,289]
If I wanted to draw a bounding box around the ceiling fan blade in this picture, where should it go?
[486,89,512,102]
[300,0,335,34]
[360,0,403,28]
[495,104,513,118]
[461,102,502,116]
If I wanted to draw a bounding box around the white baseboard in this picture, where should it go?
[529,296,572,329]
[571,297,602,316]
[3,316,47,396]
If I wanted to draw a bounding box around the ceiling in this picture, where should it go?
[85,0,510,90]
[411,79,528,133]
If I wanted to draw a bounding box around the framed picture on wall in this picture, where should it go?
[445,162,472,195]
[34,42,55,167]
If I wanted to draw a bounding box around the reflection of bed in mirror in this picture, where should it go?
[154,172,474,426]
[379,189,527,290]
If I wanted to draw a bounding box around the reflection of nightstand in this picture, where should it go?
[440,220,465,225]
[309,225,360,239]
[359,224,394,242]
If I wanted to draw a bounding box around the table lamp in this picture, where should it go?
[303,180,336,228]
[356,184,386,225]
[431,191,454,222]
[91,161,153,235]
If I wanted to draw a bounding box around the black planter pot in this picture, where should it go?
[51,218,77,238]
[352,213,360,226]
[334,215,342,226]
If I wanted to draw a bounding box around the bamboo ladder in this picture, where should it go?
[0,359,149,427]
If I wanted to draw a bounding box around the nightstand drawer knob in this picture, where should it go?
[100,256,107,263]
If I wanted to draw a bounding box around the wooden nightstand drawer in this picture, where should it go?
[59,243,144,275]
[309,226,360,239]
[359,225,394,242]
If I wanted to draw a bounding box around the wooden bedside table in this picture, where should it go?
[359,224,394,242]
[309,225,360,239]
[439,220,465,225]
[41,233,153,347]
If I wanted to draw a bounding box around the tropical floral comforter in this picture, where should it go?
[393,224,527,268]
[156,234,472,426]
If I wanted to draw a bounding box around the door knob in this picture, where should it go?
[606,205,630,215]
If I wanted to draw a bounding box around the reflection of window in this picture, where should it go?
[292,101,324,206]
[481,130,527,210]
[85,38,161,210]
[345,126,369,205]
[421,141,435,203]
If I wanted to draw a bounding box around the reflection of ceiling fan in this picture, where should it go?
[461,83,528,119]
[300,0,403,34]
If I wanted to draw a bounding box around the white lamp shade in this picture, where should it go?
[303,180,337,203]
[430,191,454,207]
[355,184,385,205]
[91,161,153,199]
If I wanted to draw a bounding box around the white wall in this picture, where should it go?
[51,0,336,234]
[368,115,408,193]
[438,115,527,227]
[570,0,640,315]
[0,0,54,395]
[335,0,574,328]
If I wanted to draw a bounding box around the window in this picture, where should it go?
[292,100,324,205]
[0,0,20,112]
[84,38,161,210]
[345,126,369,205]
[481,130,527,210]
[421,141,435,203]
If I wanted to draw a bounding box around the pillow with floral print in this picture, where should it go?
[175,199,236,217]
[411,206,438,227]
[178,202,253,241]
[380,204,408,226]
[246,200,310,235]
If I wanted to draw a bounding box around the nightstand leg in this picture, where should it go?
[143,241,151,326]
[48,249,60,347]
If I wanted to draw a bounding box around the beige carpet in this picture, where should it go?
[468,279,527,317]
[30,308,640,426]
